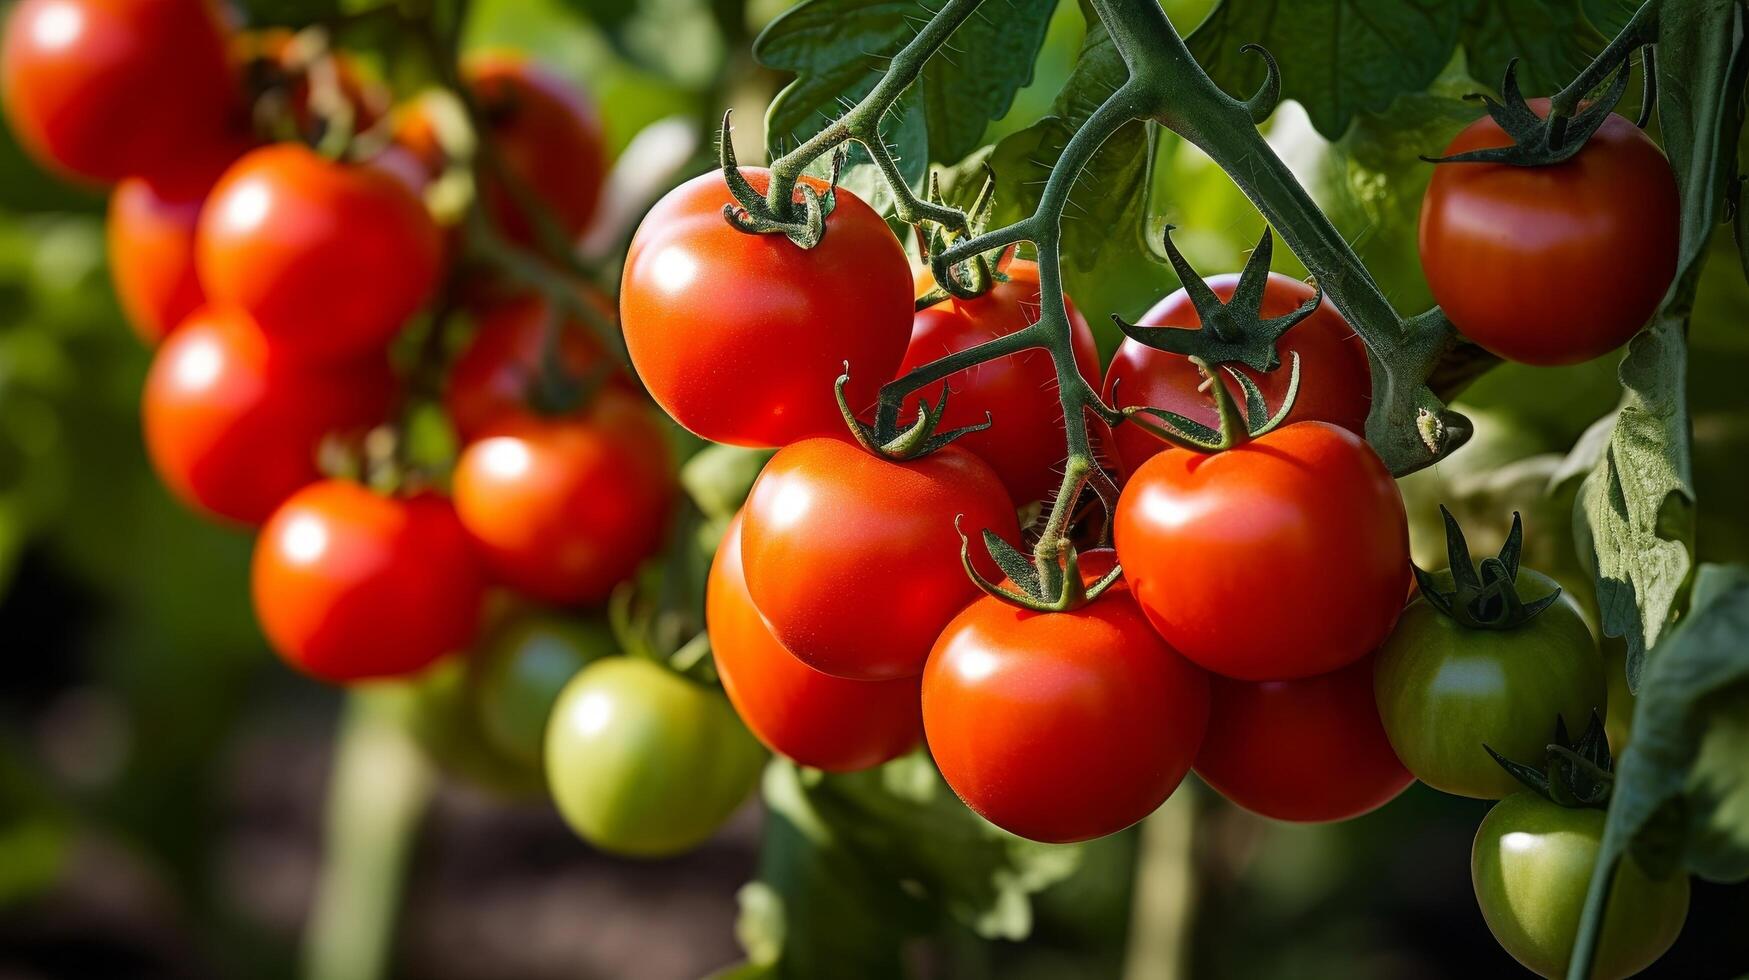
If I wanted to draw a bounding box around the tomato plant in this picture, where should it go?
[708,512,922,772]
[922,552,1209,843]
[1473,793,1689,980]
[1114,421,1409,681]
[0,0,238,185]
[739,437,1019,681]
[452,388,676,606]
[1420,101,1679,366]
[545,656,766,857]
[142,307,396,525]
[1194,652,1412,823]
[471,610,617,769]
[464,55,605,244]
[252,480,486,683]
[197,143,443,361]
[619,169,914,447]
[443,291,617,442]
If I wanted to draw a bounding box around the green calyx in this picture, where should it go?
[1413,507,1564,630]
[1114,227,1319,372]
[835,365,991,461]
[1486,713,1614,810]
[1426,58,1632,168]
[1120,351,1301,454]
[956,522,1122,613]
[718,111,840,249]
[920,169,1001,303]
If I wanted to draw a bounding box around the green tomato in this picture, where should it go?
[401,657,544,798]
[1473,793,1689,979]
[472,613,616,769]
[1375,569,1605,799]
[545,657,766,857]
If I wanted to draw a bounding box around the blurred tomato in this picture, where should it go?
[443,291,618,442]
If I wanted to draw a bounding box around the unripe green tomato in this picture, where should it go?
[402,657,544,798]
[545,657,766,857]
[1472,793,1689,979]
[1375,568,1605,799]
[472,613,616,769]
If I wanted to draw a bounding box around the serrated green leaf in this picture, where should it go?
[756,0,1056,214]
[988,9,1152,274]
[1460,0,1605,101]
[1187,0,1462,139]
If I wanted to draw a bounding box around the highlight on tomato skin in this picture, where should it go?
[707,511,922,773]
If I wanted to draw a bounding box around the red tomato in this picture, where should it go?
[619,169,913,447]
[143,308,396,525]
[443,291,618,442]
[1103,272,1371,476]
[900,259,1107,505]
[1194,652,1412,822]
[708,511,922,772]
[197,143,442,361]
[739,437,1019,681]
[1114,421,1408,681]
[107,137,249,345]
[451,389,676,606]
[1419,101,1679,366]
[923,552,1210,843]
[253,481,486,682]
[0,0,239,185]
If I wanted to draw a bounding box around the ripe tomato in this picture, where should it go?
[1374,568,1605,799]
[143,308,396,525]
[470,610,617,769]
[253,481,486,683]
[452,389,676,606]
[0,0,238,185]
[1102,272,1371,476]
[198,143,442,361]
[106,137,249,345]
[708,512,922,772]
[739,437,1019,681]
[545,657,766,857]
[1473,793,1689,979]
[443,291,617,442]
[1114,421,1408,681]
[900,259,1106,505]
[619,169,913,447]
[1419,101,1679,366]
[1194,652,1412,822]
[922,552,1209,843]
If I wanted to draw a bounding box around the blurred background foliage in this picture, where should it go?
[1,0,1746,977]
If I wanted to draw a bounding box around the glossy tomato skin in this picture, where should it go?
[1195,652,1412,822]
[143,308,396,525]
[708,512,922,772]
[620,169,913,447]
[740,437,1020,681]
[451,390,676,606]
[1103,272,1371,476]
[1375,568,1605,799]
[471,610,616,769]
[1420,102,1679,366]
[1114,421,1408,681]
[107,138,250,344]
[252,482,487,683]
[443,291,618,442]
[198,144,442,360]
[545,657,766,857]
[922,557,1210,843]
[469,55,606,244]
[1473,793,1689,979]
[901,260,1106,505]
[1,0,238,185]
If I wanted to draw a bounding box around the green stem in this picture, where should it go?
[1550,0,1661,118]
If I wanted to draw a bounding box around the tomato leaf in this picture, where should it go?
[1186,0,1463,140]
[1460,0,1605,102]
[755,0,1056,214]
[735,756,1082,977]
[988,7,1154,276]
[1580,0,1643,37]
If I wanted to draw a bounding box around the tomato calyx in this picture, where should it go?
[835,364,992,461]
[718,111,840,248]
[243,28,377,162]
[1414,507,1565,630]
[1424,57,1635,168]
[1486,713,1615,811]
[1118,352,1301,453]
[956,520,1121,613]
[1111,228,1321,373]
[917,170,1001,304]
[606,521,718,687]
